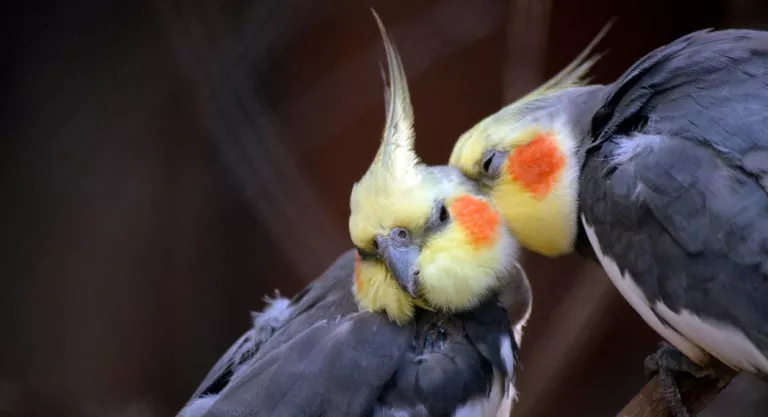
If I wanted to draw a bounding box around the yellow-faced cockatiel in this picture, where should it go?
[450,26,768,417]
[177,11,532,417]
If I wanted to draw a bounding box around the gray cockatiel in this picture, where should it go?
[177,11,532,417]
[450,28,768,416]
[179,250,528,417]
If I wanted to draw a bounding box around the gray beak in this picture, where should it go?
[376,227,420,298]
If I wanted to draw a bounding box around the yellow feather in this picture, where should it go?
[449,20,612,171]
[417,219,516,311]
[355,261,415,325]
[349,10,432,323]
[449,22,613,257]
[350,10,430,251]
[370,10,419,180]
[508,19,613,108]
[350,10,522,322]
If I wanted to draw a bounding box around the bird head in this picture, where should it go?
[349,11,520,325]
[448,23,612,258]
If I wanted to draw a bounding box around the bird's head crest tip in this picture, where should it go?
[370,9,418,177]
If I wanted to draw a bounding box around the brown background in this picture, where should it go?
[2,0,768,416]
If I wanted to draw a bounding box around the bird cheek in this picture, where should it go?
[450,195,500,249]
[504,131,567,200]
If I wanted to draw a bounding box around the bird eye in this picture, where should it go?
[480,150,505,178]
[482,154,493,173]
[397,229,407,239]
[438,204,449,223]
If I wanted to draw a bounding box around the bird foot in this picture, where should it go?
[643,341,717,417]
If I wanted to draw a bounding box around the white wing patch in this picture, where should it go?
[582,215,768,374]
[453,372,506,417]
[654,304,768,374]
[494,382,514,417]
[177,394,217,417]
[580,215,708,364]
[454,334,518,417]
[500,335,515,377]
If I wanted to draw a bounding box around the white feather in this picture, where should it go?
[454,333,519,417]
[500,335,515,377]
[452,372,506,417]
[177,395,217,417]
[496,382,516,417]
[581,215,768,374]
[654,303,768,374]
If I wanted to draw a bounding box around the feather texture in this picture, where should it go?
[178,250,520,417]
[582,28,768,375]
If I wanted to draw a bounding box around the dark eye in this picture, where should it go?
[480,150,505,177]
[482,154,494,173]
[397,229,407,239]
[439,204,449,223]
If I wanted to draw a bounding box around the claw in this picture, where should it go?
[643,342,718,417]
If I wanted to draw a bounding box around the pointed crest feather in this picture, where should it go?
[367,9,420,186]
[512,18,614,106]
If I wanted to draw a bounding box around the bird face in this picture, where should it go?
[349,12,519,325]
[351,166,519,325]
[449,119,581,258]
[448,23,611,258]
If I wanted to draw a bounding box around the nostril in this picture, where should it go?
[411,268,420,276]
[373,235,384,251]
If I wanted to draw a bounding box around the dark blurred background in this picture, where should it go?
[3,0,768,416]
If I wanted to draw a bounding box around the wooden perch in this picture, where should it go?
[617,371,736,417]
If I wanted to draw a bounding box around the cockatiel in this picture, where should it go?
[449,27,768,417]
[177,11,531,417]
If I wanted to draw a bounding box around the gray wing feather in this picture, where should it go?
[584,28,768,350]
[243,251,360,366]
[592,29,768,149]
[203,312,413,417]
[181,250,358,411]
[375,299,517,417]
[188,328,257,401]
[183,249,519,417]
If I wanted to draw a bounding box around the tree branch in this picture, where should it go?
[618,371,736,417]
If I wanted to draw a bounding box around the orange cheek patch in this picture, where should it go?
[451,195,500,248]
[506,131,566,199]
[354,252,364,293]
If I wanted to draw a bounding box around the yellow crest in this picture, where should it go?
[349,10,430,249]
[450,19,614,172]
[369,11,419,185]
[509,19,613,110]
[449,20,615,257]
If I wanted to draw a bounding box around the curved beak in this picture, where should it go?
[382,244,420,298]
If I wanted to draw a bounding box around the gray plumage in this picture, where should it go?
[185,294,294,403]
[178,249,519,417]
[580,29,768,374]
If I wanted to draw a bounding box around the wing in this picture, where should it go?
[187,325,260,401]
[203,312,413,417]
[583,29,768,352]
[592,28,768,157]
[243,250,361,365]
[375,300,517,417]
[181,249,359,413]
